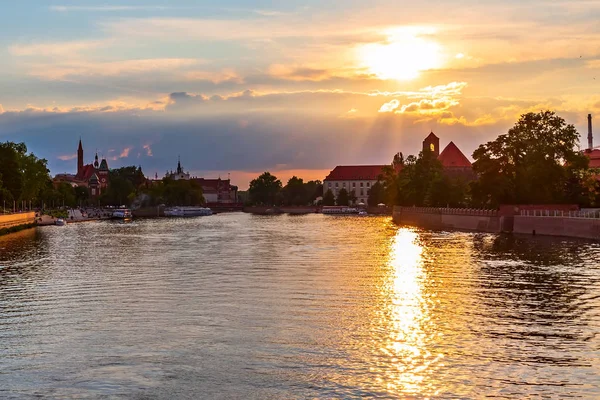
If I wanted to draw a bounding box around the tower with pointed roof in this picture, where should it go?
[77,138,84,175]
[423,132,440,158]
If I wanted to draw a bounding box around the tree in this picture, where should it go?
[282,176,307,206]
[248,172,282,205]
[323,189,335,206]
[348,189,357,205]
[368,181,386,206]
[471,110,590,207]
[336,188,349,206]
[304,180,323,204]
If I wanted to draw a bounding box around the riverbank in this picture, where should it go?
[0,212,37,236]
[392,206,600,240]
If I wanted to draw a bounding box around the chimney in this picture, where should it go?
[588,114,593,151]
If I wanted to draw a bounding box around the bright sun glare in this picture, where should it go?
[360,27,442,81]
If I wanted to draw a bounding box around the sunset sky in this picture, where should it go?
[1,0,599,188]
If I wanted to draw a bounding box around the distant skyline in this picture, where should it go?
[1,0,599,189]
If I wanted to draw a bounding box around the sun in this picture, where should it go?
[360,28,442,81]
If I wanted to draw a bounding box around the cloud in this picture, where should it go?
[143,144,153,157]
[119,147,131,158]
[25,58,202,80]
[50,5,173,12]
[9,40,111,57]
[57,153,77,161]
[379,99,400,113]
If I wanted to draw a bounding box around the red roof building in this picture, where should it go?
[585,149,600,168]
[438,141,472,168]
[324,165,386,181]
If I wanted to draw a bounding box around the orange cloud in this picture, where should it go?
[119,147,131,158]
[143,144,153,157]
[57,153,77,161]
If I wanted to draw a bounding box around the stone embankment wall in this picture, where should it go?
[392,207,506,233]
[514,216,600,240]
[0,212,36,230]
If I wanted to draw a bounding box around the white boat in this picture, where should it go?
[112,209,132,219]
[358,210,368,216]
[55,218,67,226]
[164,206,213,217]
[321,206,360,215]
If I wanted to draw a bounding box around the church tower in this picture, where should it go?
[94,152,99,169]
[422,132,440,158]
[77,138,84,175]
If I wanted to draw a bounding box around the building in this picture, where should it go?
[583,114,600,169]
[323,131,474,205]
[422,132,476,180]
[165,157,190,180]
[323,165,388,205]
[163,158,238,204]
[53,139,109,198]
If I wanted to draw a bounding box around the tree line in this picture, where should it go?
[249,111,600,208]
[247,173,323,206]
[371,111,599,208]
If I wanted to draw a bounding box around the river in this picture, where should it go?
[0,213,599,399]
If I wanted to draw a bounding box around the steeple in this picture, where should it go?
[588,114,593,151]
[177,156,183,174]
[77,138,84,175]
[94,151,99,168]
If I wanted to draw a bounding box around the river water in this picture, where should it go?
[0,213,599,399]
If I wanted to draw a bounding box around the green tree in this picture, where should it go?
[248,172,282,205]
[304,180,323,204]
[323,189,335,206]
[471,110,590,207]
[282,176,307,206]
[336,188,349,206]
[348,189,358,205]
[367,181,386,206]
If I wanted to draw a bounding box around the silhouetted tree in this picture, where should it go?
[248,172,282,205]
[323,189,335,206]
[336,188,349,206]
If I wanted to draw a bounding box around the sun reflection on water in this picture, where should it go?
[377,228,442,397]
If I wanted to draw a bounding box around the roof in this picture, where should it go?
[438,141,472,168]
[89,173,99,184]
[424,131,439,141]
[585,149,600,168]
[324,165,386,181]
[76,164,96,181]
[99,159,109,171]
[191,178,231,191]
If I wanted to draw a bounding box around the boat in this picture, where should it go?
[112,209,132,219]
[164,206,213,217]
[358,210,368,216]
[55,218,67,226]
[321,206,360,215]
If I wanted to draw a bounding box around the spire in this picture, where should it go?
[588,114,593,151]
[94,151,99,168]
[77,137,84,176]
[177,155,182,174]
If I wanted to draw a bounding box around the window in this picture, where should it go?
[430,143,435,152]
[328,182,331,187]
[335,183,338,188]
[360,189,364,196]
[360,182,364,187]
[343,183,346,187]
[352,182,356,187]
[367,182,370,187]
[91,188,96,196]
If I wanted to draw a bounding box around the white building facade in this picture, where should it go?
[323,165,385,205]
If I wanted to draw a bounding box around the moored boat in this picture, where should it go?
[321,206,360,215]
[55,218,67,226]
[112,209,132,219]
[164,206,213,217]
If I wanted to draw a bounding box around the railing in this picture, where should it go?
[520,209,600,219]
[397,206,498,216]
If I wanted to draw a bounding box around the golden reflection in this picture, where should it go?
[378,228,441,396]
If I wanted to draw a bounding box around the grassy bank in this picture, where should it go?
[0,222,37,237]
